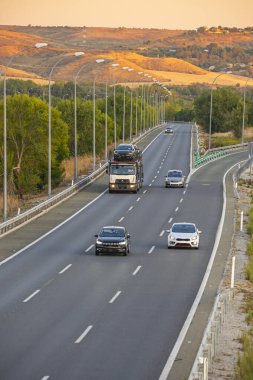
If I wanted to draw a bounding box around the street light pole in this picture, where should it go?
[3,42,48,221]
[111,63,120,148]
[105,81,108,161]
[242,78,251,144]
[48,52,84,197]
[92,59,106,171]
[208,72,227,151]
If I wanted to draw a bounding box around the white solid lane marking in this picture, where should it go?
[175,207,179,212]
[180,198,183,203]
[109,291,122,304]
[168,217,173,223]
[148,246,155,254]
[85,244,94,253]
[118,217,125,222]
[160,230,165,237]
[128,206,134,211]
[143,190,147,194]
[23,289,40,303]
[132,266,142,276]
[75,325,93,344]
[59,264,72,274]
[136,197,141,202]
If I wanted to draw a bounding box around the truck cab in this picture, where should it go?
[108,160,143,193]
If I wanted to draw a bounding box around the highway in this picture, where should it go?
[0,123,247,380]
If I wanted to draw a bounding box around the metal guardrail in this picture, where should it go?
[0,162,107,236]
[0,124,164,236]
[188,289,232,380]
[232,155,253,198]
[194,143,248,168]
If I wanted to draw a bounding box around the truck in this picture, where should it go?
[107,159,144,193]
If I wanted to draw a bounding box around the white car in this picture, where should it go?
[165,170,185,188]
[168,223,201,249]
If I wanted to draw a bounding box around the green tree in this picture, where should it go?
[0,94,69,198]
[194,87,244,137]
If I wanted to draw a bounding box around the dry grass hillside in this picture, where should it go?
[0,25,252,87]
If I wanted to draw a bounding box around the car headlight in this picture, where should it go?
[191,235,198,240]
[119,241,127,245]
[96,240,103,245]
[169,235,176,240]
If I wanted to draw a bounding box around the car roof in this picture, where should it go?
[101,226,125,230]
[172,222,196,227]
[116,144,133,148]
[168,169,183,173]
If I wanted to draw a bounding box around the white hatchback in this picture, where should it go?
[168,223,201,249]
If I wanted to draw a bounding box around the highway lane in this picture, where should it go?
[0,124,245,380]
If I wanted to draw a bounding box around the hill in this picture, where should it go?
[0,25,252,87]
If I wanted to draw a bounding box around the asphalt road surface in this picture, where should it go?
[0,123,247,380]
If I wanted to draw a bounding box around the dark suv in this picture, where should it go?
[113,144,141,161]
[95,226,130,256]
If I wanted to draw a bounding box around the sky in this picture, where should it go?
[1,0,253,30]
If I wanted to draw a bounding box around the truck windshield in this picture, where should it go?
[110,165,136,175]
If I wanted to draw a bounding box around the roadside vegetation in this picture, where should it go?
[236,199,253,379]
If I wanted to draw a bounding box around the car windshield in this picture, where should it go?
[168,171,182,178]
[100,228,125,237]
[116,145,133,151]
[110,165,136,175]
[172,224,196,233]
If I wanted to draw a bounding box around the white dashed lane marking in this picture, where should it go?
[59,264,72,274]
[109,291,122,304]
[148,246,155,254]
[23,290,40,303]
[75,325,93,344]
[85,245,94,253]
[132,266,142,276]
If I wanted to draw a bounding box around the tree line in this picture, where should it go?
[0,79,163,199]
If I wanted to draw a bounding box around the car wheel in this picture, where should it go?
[95,250,100,256]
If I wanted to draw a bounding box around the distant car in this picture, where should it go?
[113,144,141,161]
[165,170,185,188]
[95,226,130,256]
[164,127,173,134]
[168,223,201,249]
